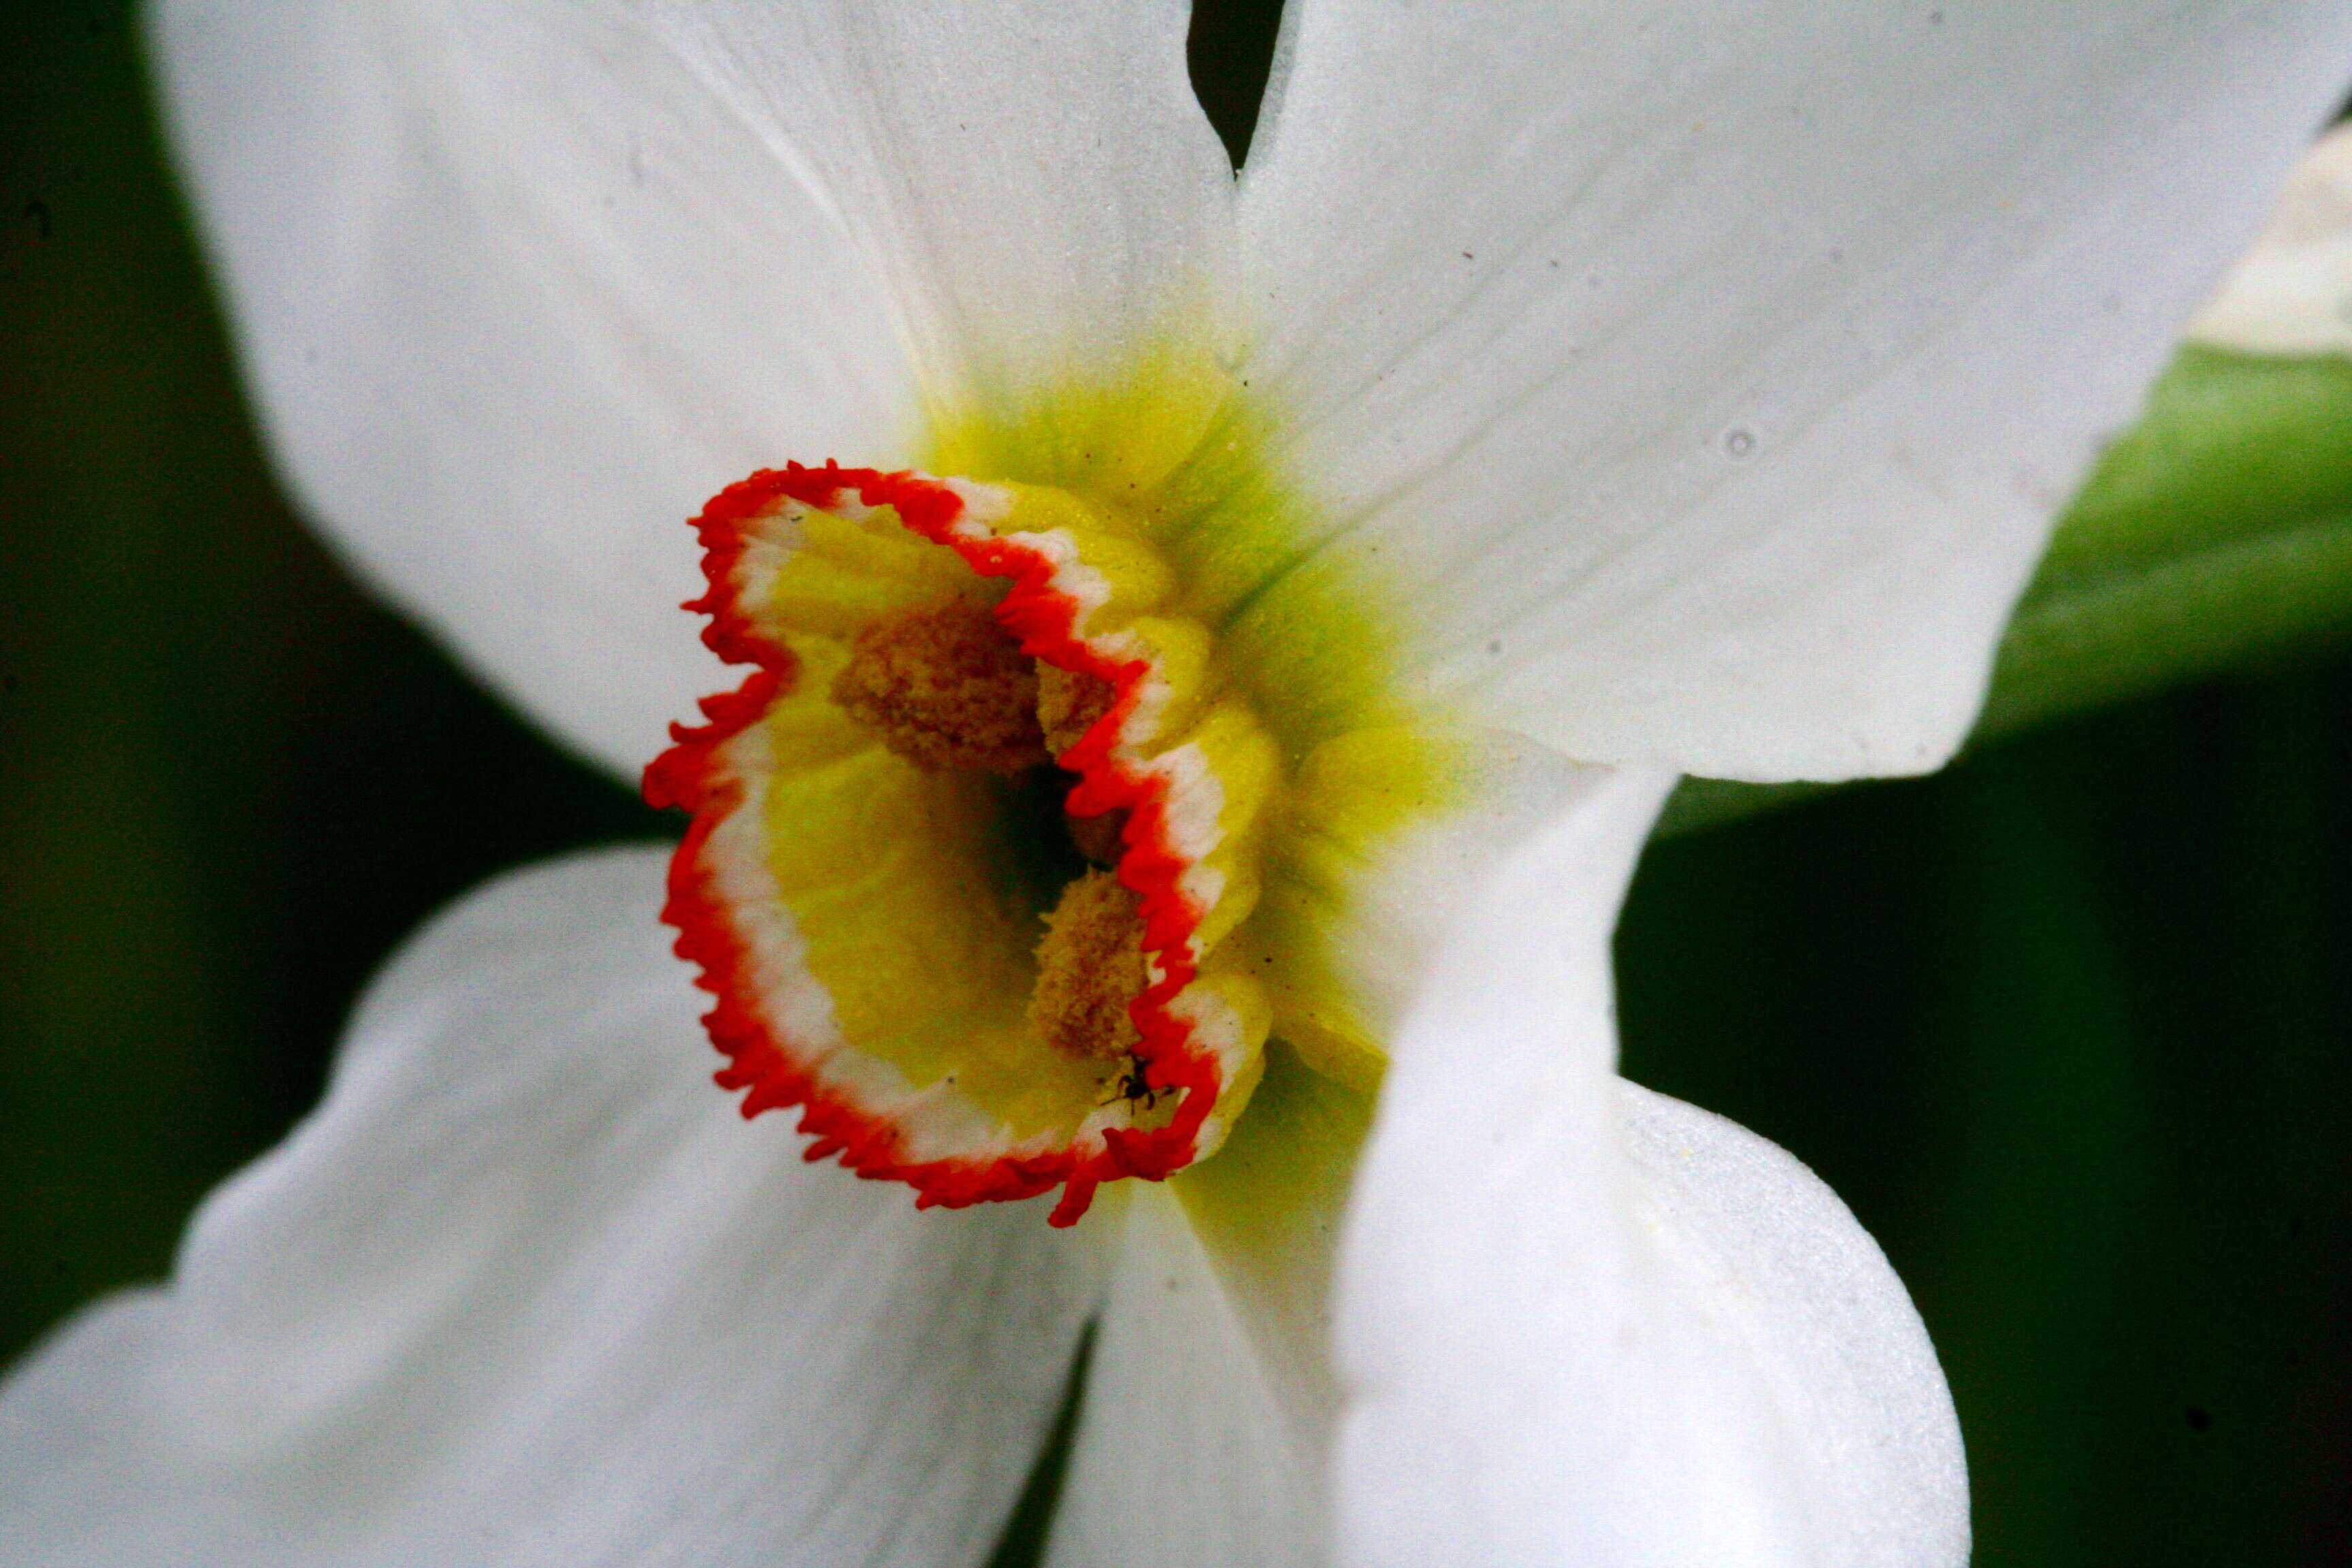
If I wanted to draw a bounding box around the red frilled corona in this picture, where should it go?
[645,389,1454,1225]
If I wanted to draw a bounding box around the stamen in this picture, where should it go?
[1036,662,1119,756]
[1029,868,1147,1062]
[830,600,1051,774]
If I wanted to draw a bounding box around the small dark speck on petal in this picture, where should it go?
[2186,1407,2214,1433]
[1486,640,1502,655]
[1461,251,1474,261]
[1724,427,1757,458]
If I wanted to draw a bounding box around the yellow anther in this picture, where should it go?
[1028,869,1147,1062]
[830,600,1050,774]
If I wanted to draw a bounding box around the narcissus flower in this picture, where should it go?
[5,3,2347,1565]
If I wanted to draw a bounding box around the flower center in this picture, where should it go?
[646,463,1288,1223]
[646,360,1463,1226]
[825,597,1141,1060]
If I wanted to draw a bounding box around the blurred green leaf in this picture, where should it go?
[1986,347,2352,734]
[1661,346,2352,836]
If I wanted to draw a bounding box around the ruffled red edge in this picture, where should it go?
[642,462,1220,1226]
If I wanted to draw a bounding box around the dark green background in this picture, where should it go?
[5,4,2347,1562]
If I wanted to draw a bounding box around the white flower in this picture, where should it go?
[5,3,2346,1565]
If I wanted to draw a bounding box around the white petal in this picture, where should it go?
[150,0,925,781]
[0,848,1104,1568]
[1045,1049,1382,1568]
[2190,122,2352,356]
[1302,731,1628,1074]
[1043,1180,1336,1568]
[1331,771,1964,1566]
[1045,748,1652,1567]
[1240,3,2352,781]
[1612,1081,1968,1567]
[645,0,1239,414]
